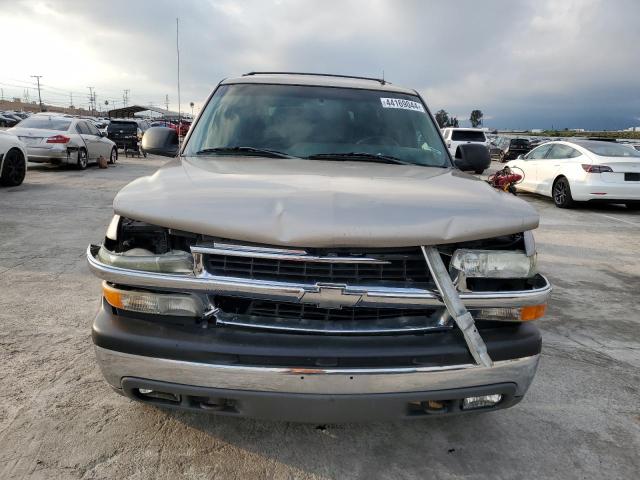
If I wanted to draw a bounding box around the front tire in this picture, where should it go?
[626,202,640,211]
[553,177,575,208]
[77,148,88,170]
[474,169,485,174]
[109,147,117,164]
[0,148,26,186]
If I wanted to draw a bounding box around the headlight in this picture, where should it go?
[450,249,536,278]
[97,245,193,274]
[103,283,203,317]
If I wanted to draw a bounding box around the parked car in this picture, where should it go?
[8,115,117,169]
[107,119,145,157]
[0,130,28,186]
[87,72,550,423]
[0,113,20,127]
[494,137,532,162]
[441,127,489,158]
[507,140,640,209]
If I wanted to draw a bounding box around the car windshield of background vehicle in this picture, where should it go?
[17,117,71,131]
[185,84,450,167]
[451,130,486,142]
[580,142,640,158]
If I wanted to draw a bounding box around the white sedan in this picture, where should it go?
[506,140,640,209]
[0,130,28,186]
[8,115,117,169]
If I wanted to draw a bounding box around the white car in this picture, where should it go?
[8,115,117,169]
[506,140,640,209]
[441,128,489,157]
[0,130,28,186]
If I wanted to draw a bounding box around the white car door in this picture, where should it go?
[512,143,553,192]
[536,143,583,195]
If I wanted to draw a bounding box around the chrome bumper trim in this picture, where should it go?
[95,346,540,396]
[87,246,552,308]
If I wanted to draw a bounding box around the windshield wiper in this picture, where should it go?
[306,152,413,165]
[196,146,294,158]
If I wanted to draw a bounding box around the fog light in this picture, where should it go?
[462,394,502,410]
[103,282,203,317]
[139,388,153,394]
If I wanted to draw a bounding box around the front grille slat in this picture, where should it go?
[204,247,430,285]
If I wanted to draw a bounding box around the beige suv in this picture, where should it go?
[87,73,551,422]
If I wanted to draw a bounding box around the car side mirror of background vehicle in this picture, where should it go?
[454,143,490,171]
[141,127,179,157]
[517,154,524,160]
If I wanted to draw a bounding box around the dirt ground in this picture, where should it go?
[0,156,638,479]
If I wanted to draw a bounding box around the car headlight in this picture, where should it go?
[450,249,536,278]
[97,245,193,274]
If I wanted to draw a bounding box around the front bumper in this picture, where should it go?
[93,301,541,421]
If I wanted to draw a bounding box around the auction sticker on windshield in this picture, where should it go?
[380,98,425,113]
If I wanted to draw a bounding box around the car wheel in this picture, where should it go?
[553,177,575,208]
[474,169,485,174]
[625,202,640,211]
[109,147,118,164]
[77,148,88,170]
[0,148,26,186]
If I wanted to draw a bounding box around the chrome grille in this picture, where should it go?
[202,246,430,285]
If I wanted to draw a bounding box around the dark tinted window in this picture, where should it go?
[579,142,640,158]
[510,139,530,147]
[451,130,486,142]
[17,117,71,131]
[86,122,101,136]
[108,121,138,133]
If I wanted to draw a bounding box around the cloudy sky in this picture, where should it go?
[1,0,638,129]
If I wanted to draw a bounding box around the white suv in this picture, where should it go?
[441,128,488,157]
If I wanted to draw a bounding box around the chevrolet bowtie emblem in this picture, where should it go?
[301,283,362,308]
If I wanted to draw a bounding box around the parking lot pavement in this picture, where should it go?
[0,157,638,480]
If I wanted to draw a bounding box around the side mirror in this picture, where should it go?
[100,131,107,137]
[141,127,179,157]
[454,143,491,171]
[517,154,524,160]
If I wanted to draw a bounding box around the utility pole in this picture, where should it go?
[123,89,130,108]
[87,87,94,114]
[31,75,43,111]
[70,92,74,109]
[165,94,170,111]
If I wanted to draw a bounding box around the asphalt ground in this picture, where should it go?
[0,155,638,479]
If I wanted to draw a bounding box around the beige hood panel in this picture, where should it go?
[113,157,539,247]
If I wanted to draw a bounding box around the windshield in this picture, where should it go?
[580,142,640,158]
[451,130,486,142]
[185,84,450,167]
[16,117,71,131]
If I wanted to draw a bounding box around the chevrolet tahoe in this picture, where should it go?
[87,72,551,422]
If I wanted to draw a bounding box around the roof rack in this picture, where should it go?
[242,71,388,85]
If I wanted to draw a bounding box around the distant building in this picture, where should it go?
[530,129,543,133]
[571,128,585,132]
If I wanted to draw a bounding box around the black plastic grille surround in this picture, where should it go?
[204,247,430,285]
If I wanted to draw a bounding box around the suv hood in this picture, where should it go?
[113,157,539,247]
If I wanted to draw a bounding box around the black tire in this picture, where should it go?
[625,202,640,211]
[474,169,484,174]
[109,147,118,164]
[77,148,88,170]
[0,148,26,186]
[552,177,575,208]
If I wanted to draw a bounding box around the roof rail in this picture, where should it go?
[242,71,388,85]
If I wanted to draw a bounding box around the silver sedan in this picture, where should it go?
[8,115,117,169]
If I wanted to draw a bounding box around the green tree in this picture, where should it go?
[435,109,449,128]
[470,109,483,128]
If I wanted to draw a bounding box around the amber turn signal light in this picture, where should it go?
[519,304,546,321]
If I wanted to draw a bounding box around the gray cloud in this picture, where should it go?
[4,0,639,128]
